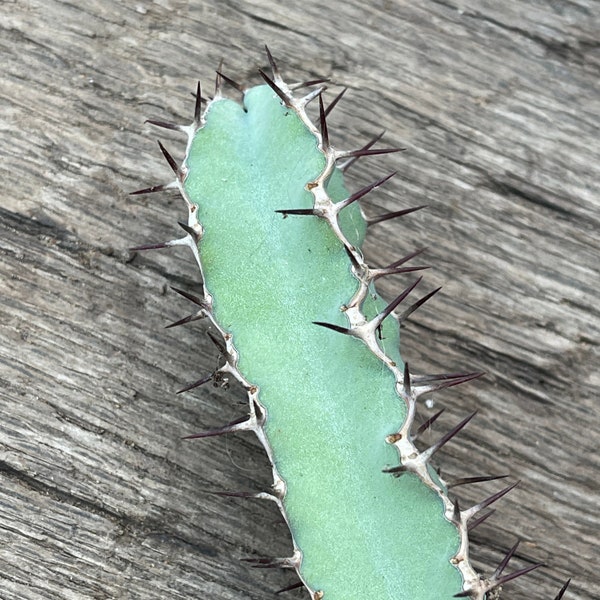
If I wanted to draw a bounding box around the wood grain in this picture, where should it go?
[1,1,598,599]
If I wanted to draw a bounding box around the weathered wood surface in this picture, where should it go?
[1,1,598,599]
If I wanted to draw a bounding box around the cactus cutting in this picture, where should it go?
[131,48,570,600]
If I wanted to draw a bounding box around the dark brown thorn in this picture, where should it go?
[413,372,460,383]
[275,208,315,217]
[214,59,224,95]
[343,244,361,271]
[312,321,350,335]
[385,248,428,270]
[157,140,179,175]
[164,311,205,329]
[492,563,544,589]
[342,130,385,172]
[182,415,249,440]
[448,474,510,489]
[193,81,202,124]
[252,398,266,425]
[468,509,495,531]
[414,408,445,438]
[176,373,212,394]
[416,372,484,394]
[215,70,244,93]
[377,277,423,324]
[451,498,461,525]
[398,286,442,323]
[264,45,280,78]
[377,265,430,279]
[342,172,396,209]
[298,78,330,88]
[367,205,428,226]
[178,221,199,241]
[170,286,205,307]
[324,87,347,117]
[318,94,329,149]
[424,412,477,460]
[145,119,181,131]
[468,481,520,517]
[343,147,405,159]
[382,463,408,476]
[130,184,169,195]
[207,330,228,355]
[275,581,305,594]
[403,362,411,395]
[258,68,290,106]
[553,579,571,600]
[493,540,520,579]
[413,371,481,384]
[129,241,173,251]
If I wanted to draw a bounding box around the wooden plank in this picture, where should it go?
[1,1,597,599]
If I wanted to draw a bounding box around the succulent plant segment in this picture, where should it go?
[132,48,570,600]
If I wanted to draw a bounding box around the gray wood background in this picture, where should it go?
[1,1,598,599]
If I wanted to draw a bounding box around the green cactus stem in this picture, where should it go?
[132,48,570,600]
